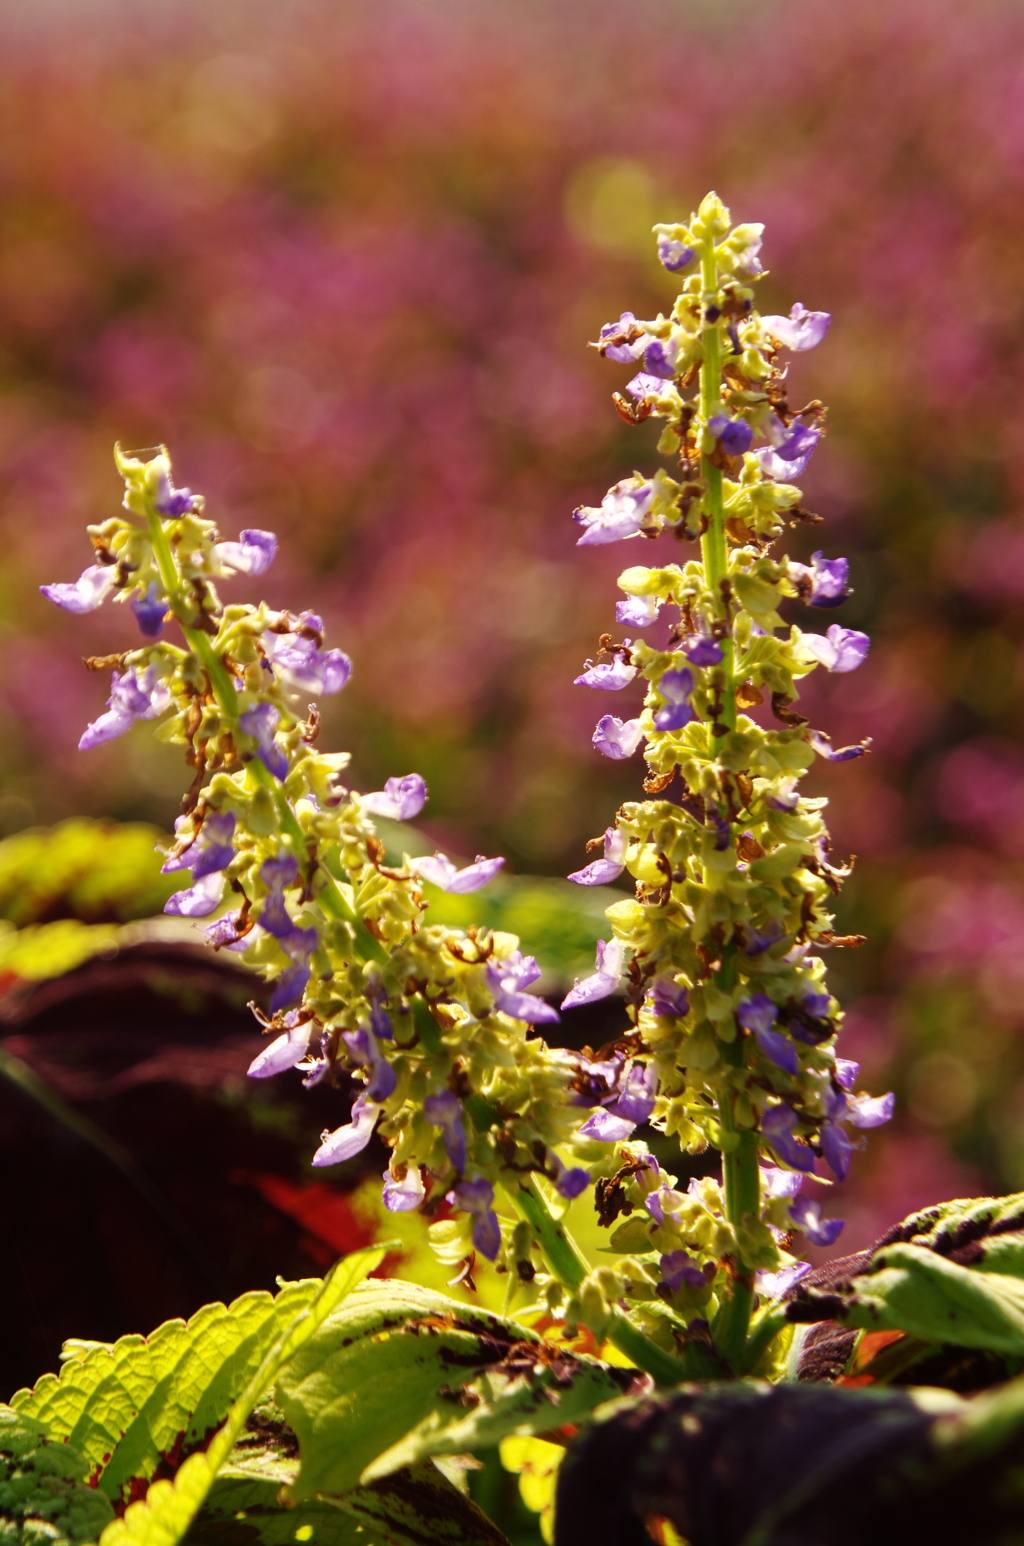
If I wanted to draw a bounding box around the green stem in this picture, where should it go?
[504,1176,698,1386]
[698,237,737,741]
[144,501,239,717]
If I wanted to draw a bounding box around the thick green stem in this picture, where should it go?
[504,1176,703,1386]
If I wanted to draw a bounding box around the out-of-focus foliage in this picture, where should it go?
[0,820,177,928]
[4,0,1024,1243]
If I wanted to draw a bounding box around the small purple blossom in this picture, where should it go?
[802,988,832,1019]
[214,529,277,576]
[40,562,117,614]
[162,811,236,879]
[821,1120,857,1182]
[607,1060,657,1125]
[678,634,724,667]
[361,773,427,820]
[801,624,870,674]
[616,593,659,628]
[767,780,800,811]
[312,1094,379,1167]
[846,1091,896,1128]
[79,666,172,750]
[561,938,624,1010]
[164,870,227,918]
[552,1159,591,1200]
[203,910,257,951]
[488,951,560,1024]
[653,666,694,733]
[455,1179,502,1261]
[155,473,200,516]
[270,961,313,1014]
[574,479,653,546]
[627,372,669,400]
[593,715,644,759]
[647,976,690,1020]
[760,1166,804,1200]
[657,236,695,273]
[247,1019,311,1079]
[597,312,647,364]
[412,852,505,893]
[756,1027,799,1075]
[258,854,300,937]
[759,443,817,481]
[424,1090,467,1171]
[575,655,637,691]
[737,994,777,1037]
[568,826,628,886]
[808,729,871,762]
[660,1251,706,1292]
[733,229,764,278]
[835,1058,860,1091]
[131,582,167,637]
[762,303,831,353]
[370,1005,393,1041]
[761,1105,816,1173]
[790,551,850,610]
[790,1195,845,1247]
[707,414,753,457]
[742,920,785,956]
[578,1107,637,1143]
[757,1261,812,1300]
[643,336,678,378]
[262,627,352,697]
[383,1165,425,1213]
[343,1026,397,1103]
[239,702,289,780]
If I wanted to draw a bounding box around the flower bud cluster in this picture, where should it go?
[42,446,600,1271]
[562,193,894,1297]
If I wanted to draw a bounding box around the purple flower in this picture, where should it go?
[40,562,117,614]
[845,1091,896,1128]
[424,1090,467,1171]
[757,1261,812,1300]
[643,336,678,377]
[607,1060,657,1125]
[569,826,628,886]
[654,666,694,733]
[790,1195,845,1247]
[657,236,695,273]
[647,976,690,1020]
[214,528,277,576]
[742,920,784,956]
[312,1094,379,1167]
[808,729,871,762]
[155,473,200,516]
[370,1005,393,1041]
[79,666,172,750]
[758,444,813,481]
[737,994,777,1037]
[130,582,167,637]
[756,1027,799,1075]
[258,853,300,936]
[262,627,352,697]
[164,870,226,918]
[733,229,764,279]
[820,1120,857,1183]
[247,1019,311,1079]
[707,414,753,457]
[762,303,831,353]
[660,1250,705,1292]
[488,952,560,1024]
[412,852,505,893]
[761,1105,815,1173]
[738,995,797,1072]
[772,419,822,465]
[626,372,668,400]
[239,702,289,781]
[802,625,870,674]
[561,938,624,1010]
[597,312,646,363]
[616,594,659,628]
[343,1026,397,1103]
[552,1159,591,1200]
[790,551,850,610]
[270,961,313,1013]
[383,1165,425,1212]
[760,1165,804,1200]
[162,811,236,879]
[455,1179,502,1261]
[575,656,637,691]
[574,479,653,547]
[203,910,257,950]
[767,780,800,811]
[678,635,724,667]
[579,1107,637,1143]
[835,1058,860,1091]
[593,715,644,759]
[361,773,427,820]
[802,988,831,1019]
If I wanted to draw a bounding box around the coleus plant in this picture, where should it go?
[9,193,1024,1546]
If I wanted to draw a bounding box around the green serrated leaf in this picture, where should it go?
[13,1282,323,1505]
[275,1281,538,1501]
[337,1462,509,1546]
[183,1473,368,1546]
[361,1352,634,1481]
[96,1247,386,1546]
[842,1243,1024,1353]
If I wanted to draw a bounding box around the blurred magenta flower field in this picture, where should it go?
[3,0,1024,1250]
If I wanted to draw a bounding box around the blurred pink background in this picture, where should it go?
[3,0,1024,1250]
